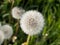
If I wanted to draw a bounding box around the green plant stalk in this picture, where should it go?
[15,19,20,35]
[27,35,31,45]
[4,40,7,45]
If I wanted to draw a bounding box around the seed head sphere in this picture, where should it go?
[12,7,25,19]
[20,10,45,35]
[1,24,13,39]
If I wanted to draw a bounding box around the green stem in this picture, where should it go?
[9,0,14,24]
[4,40,7,45]
[27,35,30,45]
[15,19,20,35]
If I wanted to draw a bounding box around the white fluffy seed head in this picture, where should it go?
[0,30,4,45]
[1,24,13,39]
[20,10,45,36]
[11,7,25,19]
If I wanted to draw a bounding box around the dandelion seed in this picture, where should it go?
[11,7,25,19]
[1,24,13,39]
[20,10,45,35]
[0,30,4,45]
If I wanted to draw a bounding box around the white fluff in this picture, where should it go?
[1,24,13,39]
[0,30,4,45]
[11,7,25,19]
[20,10,45,35]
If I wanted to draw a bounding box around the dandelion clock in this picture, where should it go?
[1,24,13,39]
[11,7,25,19]
[0,30,4,45]
[20,10,45,35]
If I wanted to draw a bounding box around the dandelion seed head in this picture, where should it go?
[11,7,25,19]
[1,24,13,39]
[20,10,45,35]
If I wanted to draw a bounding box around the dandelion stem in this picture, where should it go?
[11,0,14,9]
[4,40,7,45]
[27,35,30,45]
[9,0,14,24]
[15,19,20,35]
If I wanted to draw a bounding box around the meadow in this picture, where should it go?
[0,0,60,45]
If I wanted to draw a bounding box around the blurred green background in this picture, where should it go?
[0,0,60,45]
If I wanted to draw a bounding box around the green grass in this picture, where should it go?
[0,0,60,45]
